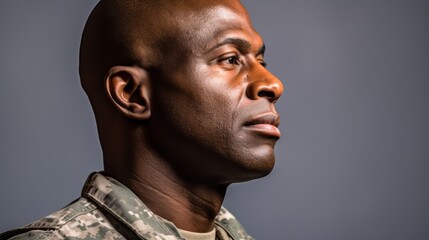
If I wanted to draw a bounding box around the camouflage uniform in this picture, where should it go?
[0,172,254,240]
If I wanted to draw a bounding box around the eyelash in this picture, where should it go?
[219,55,240,66]
[217,55,267,68]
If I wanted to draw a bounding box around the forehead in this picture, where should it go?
[172,1,264,53]
[129,0,264,67]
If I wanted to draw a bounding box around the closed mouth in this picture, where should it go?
[243,113,281,138]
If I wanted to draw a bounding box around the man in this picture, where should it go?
[0,0,283,239]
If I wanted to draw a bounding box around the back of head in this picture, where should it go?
[79,0,179,147]
[80,0,150,97]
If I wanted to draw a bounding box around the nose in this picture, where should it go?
[246,65,284,102]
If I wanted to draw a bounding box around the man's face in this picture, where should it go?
[147,1,284,184]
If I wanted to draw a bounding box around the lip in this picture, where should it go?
[243,113,281,139]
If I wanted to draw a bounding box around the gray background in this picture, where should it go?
[1,1,428,239]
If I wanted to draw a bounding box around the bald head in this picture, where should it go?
[79,0,248,95]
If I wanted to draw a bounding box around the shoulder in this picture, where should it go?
[0,197,125,240]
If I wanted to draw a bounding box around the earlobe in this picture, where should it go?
[105,66,151,120]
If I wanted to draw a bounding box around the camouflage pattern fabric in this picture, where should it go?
[0,172,254,240]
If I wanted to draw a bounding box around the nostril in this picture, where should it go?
[258,90,275,99]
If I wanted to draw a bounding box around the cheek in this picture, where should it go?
[192,71,245,140]
[152,64,244,148]
[151,80,223,144]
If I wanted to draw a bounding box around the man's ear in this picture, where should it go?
[105,66,151,120]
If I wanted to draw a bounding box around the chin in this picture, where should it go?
[246,156,275,179]
[227,146,276,183]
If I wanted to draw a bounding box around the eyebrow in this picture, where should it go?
[207,37,266,56]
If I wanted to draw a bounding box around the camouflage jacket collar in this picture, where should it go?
[82,172,254,240]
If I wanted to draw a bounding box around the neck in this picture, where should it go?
[104,148,228,232]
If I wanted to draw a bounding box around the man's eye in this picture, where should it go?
[258,59,267,68]
[220,56,240,65]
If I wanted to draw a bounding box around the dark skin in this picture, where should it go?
[80,0,283,233]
